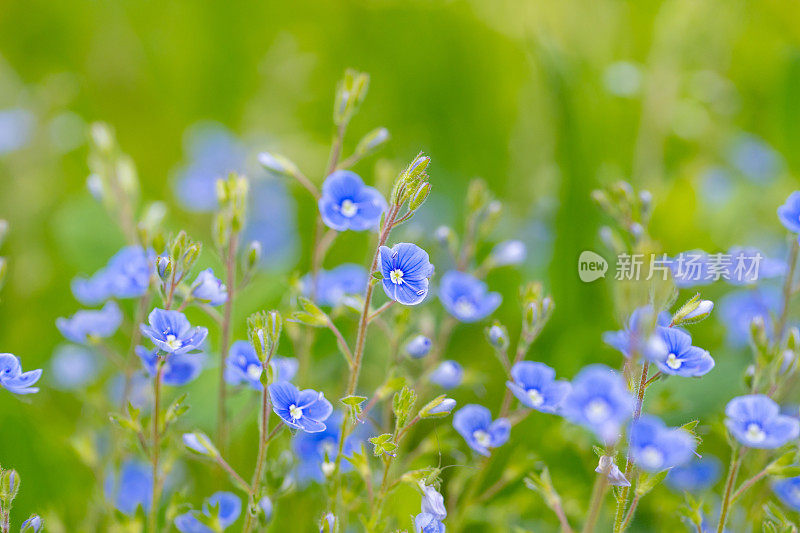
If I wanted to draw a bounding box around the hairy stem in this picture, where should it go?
[717,446,743,533]
[217,233,238,451]
[582,474,608,533]
[776,238,799,343]
[148,358,165,533]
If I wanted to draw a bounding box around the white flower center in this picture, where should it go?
[473,430,491,448]
[289,404,303,420]
[321,461,335,477]
[666,352,682,370]
[246,364,262,380]
[340,199,358,217]
[585,399,610,423]
[165,334,182,350]
[527,388,544,407]
[454,298,476,317]
[746,423,766,443]
[390,269,404,284]
[639,446,664,469]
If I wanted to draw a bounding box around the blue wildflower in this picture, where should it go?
[318,170,387,231]
[668,251,712,288]
[50,344,99,390]
[506,361,570,413]
[0,108,34,154]
[629,415,696,472]
[379,243,434,306]
[174,492,241,532]
[414,513,445,533]
[452,404,510,456]
[182,432,218,457]
[560,364,634,443]
[666,457,722,492]
[420,484,446,520]
[20,515,43,532]
[727,246,785,285]
[0,353,42,395]
[603,306,671,359]
[225,340,297,389]
[105,459,152,516]
[136,346,204,386]
[649,327,714,377]
[109,371,151,409]
[268,381,333,433]
[302,264,367,307]
[778,191,800,233]
[71,246,154,305]
[259,496,273,522]
[773,476,800,511]
[405,335,432,359]
[718,288,779,347]
[489,240,527,267]
[725,394,799,448]
[191,268,227,306]
[729,133,781,183]
[140,308,208,355]
[439,270,501,322]
[57,301,123,344]
[429,360,463,389]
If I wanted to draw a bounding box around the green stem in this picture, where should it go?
[582,474,609,533]
[776,238,799,343]
[148,357,166,533]
[618,493,641,532]
[731,466,768,503]
[217,233,238,451]
[717,445,743,533]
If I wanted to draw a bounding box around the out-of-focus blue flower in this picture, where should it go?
[318,170,387,231]
[666,456,722,492]
[108,371,151,409]
[728,133,782,183]
[140,308,208,355]
[779,191,800,233]
[302,264,367,307]
[244,177,298,269]
[0,353,42,395]
[603,306,671,359]
[718,288,779,347]
[629,415,696,472]
[452,404,510,456]
[174,491,242,532]
[727,246,786,285]
[429,360,463,389]
[259,496,273,522]
[269,381,333,433]
[0,108,34,155]
[50,344,99,390]
[320,513,336,533]
[700,167,734,208]
[57,301,123,344]
[292,411,365,484]
[668,251,712,288]
[414,513,445,533]
[20,515,43,532]
[439,271,501,322]
[489,240,527,267]
[595,455,630,487]
[725,394,799,448]
[649,327,714,377]
[506,361,570,413]
[420,484,446,520]
[191,269,227,306]
[136,346,204,386]
[379,243,434,305]
[773,476,800,511]
[560,364,634,443]
[425,398,456,417]
[71,246,154,305]
[225,340,297,389]
[405,335,432,359]
[182,432,218,457]
[105,459,152,516]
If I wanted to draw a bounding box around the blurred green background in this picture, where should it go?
[2,0,800,530]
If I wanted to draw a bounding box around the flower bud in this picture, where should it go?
[182,432,220,458]
[0,219,7,248]
[156,256,171,281]
[419,395,456,419]
[1,469,20,501]
[409,181,431,211]
[259,496,273,523]
[354,127,390,157]
[245,240,262,271]
[20,515,43,532]
[405,335,432,359]
[90,122,114,153]
[486,323,509,351]
[86,174,104,202]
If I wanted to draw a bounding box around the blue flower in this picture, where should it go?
[105,459,152,516]
[718,288,779,347]
[109,371,152,409]
[729,133,781,183]
[225,340,297,389]
[318,170,387,231]
[489,240,527,266]
[649,327,714,377]
[414,513,445,533]
[0,354,41,395]
[140,308,208,355]
[292,411,365,483]
[420,484,446,520]
[57,301,123,344]
[629,415,696,472]
[0,108,34,154]
[71,246,154,305]
[668,251,713,288]
[727,246,786,285]
[725,394,800,448]
[603,306,671,359]
[778,191,800,233]
[452,404,510,456]
[20,515,43,532]
[191,269,227,306]
[136,346,204,386]
[50,344,99,390]
[259,496,273,522]
[665,457,722,492]
[405,335,432,359]
[174,492,241,532]
[773,476,800,511]
[269,381,333,433]
[439,271,501,322]
[429,361,463,389]
[302,264,367,307]
[506,361,570,413]
[379,243,434,306]
[560,364,634,443]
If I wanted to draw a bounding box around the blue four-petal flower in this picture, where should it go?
[268,381,333,433]
[318,170,387,231]
[379,243,434,306]
[452,404,510,456]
